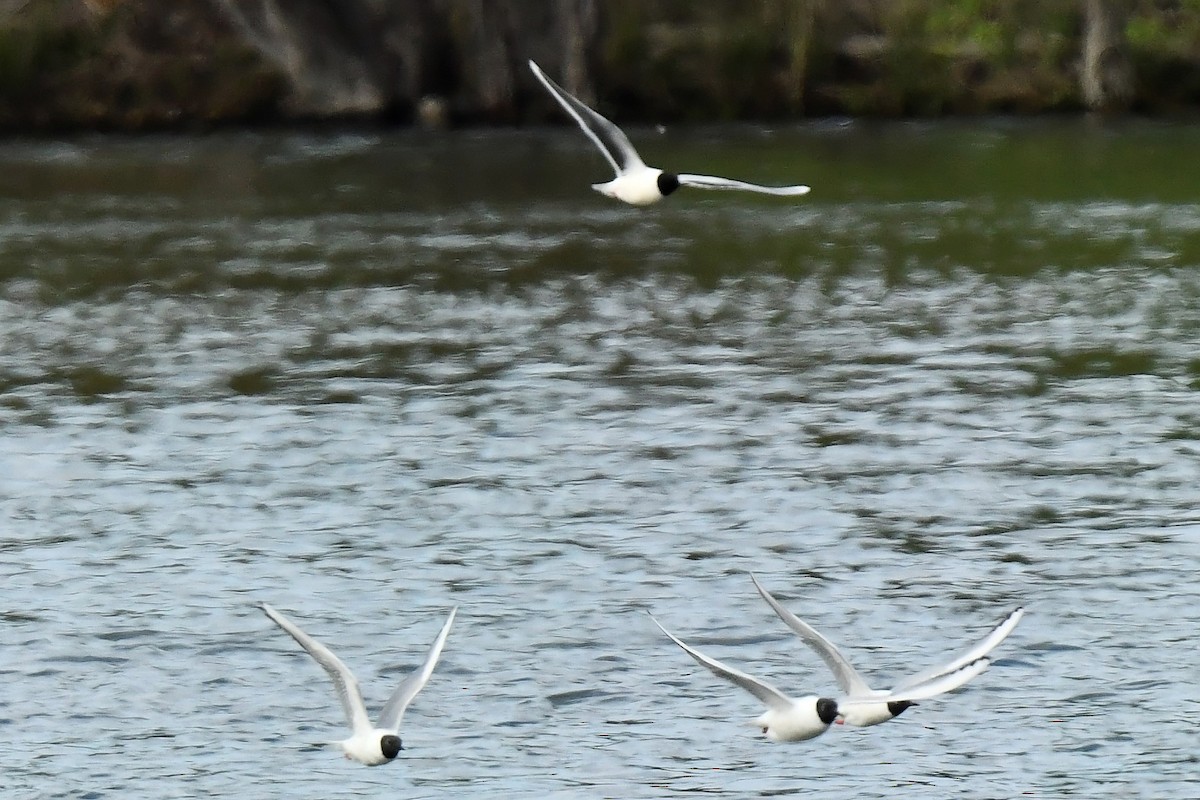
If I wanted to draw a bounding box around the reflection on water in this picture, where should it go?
[0,123,1198,798]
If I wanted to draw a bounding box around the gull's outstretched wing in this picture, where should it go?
[894,607,1024,692]
[261,603,372,736]
[750,575,874,697]
[651,615,793,711]
[378,607,457,731]
[677,174,811,196]
[529,59,644,177]
[845,657,990,706]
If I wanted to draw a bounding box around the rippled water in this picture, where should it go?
[1,122,1198,798]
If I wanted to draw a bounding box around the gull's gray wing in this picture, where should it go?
[677,174,811,196]
[650,615,793,711]
[845,657,990,706]
[261,603,372,736]
[377,607,457,731]
[893,607,1024,692]
[750,574,874,697]
[529,59,644,177]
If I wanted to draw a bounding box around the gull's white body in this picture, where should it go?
[750,575,1023,727]
[755,700,837,743]
[260,603,457,766]
[838,696,907,728]
[339,727,399,767]
[594,168,671,207]
[529,60,811,206]
[651,616,837,742]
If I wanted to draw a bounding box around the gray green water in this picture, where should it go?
[1,121,1198,798]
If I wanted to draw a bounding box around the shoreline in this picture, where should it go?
[1,112,1197,144]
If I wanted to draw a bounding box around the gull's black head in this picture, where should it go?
[816,697,839,725]
[887,700,915,718]
[657,172,680,197]
[380,734,402,760]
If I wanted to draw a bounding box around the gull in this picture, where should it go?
[529,60,811,206]
[651,615,990,742]
[650,615,837,742]
[750,574,1023,727]
[260,603,457,765]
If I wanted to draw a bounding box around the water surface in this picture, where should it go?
[0,121,1198,798]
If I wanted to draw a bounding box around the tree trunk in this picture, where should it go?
[771,0,820,114]
[211,0,386,116]
[559,0,599,106]
[1081,0,1133,112]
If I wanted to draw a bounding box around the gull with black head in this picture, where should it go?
[529,60,811,206]
[750,574,1023,727]
[260,603,456,766]
[650,615,838,742]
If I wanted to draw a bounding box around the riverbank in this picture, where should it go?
[0,0,1197,133]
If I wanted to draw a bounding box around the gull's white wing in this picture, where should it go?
[651,615,793,711]
[893,607,1024,692]
[677,174,810,196]
[378,607,457,731]
[750,574,874,697]
[261,603,372,736]
[528,59,644,177]
[844,657,990,706]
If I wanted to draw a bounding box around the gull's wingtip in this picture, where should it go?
[991,606,1025,634]
[749,573,775,602]
[646,613,674,638]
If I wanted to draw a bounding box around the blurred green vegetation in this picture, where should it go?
[601,0,1086,118]
[0,0,1197,131]
[0,0,282,131]
[1125,0,1200,111]
[0,1,94,106]
[600,0,1197,118]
